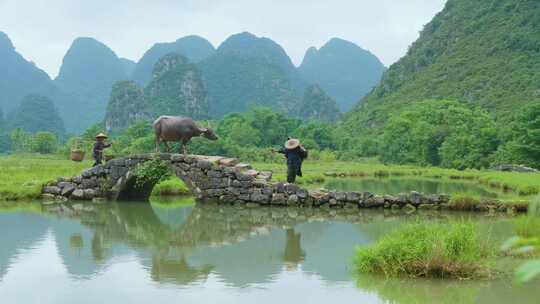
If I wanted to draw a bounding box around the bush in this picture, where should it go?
[133,159,172,188]
[31,132,58,154]
[354,222,492,279]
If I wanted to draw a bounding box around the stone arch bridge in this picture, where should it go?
[42,153,522,213]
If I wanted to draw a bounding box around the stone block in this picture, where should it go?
[43,186,61,195]
[287,194,299,205]
[197,159,213,170]
[61,184,76,196]
[235,163,252,171]
[273,183,286,193]
[363,192,374,200]
[271,193,287,205]
[346,192,361,202]
[297,188,309,199]
[71,189,85,200]
[251,192,270,203]
[335,192,347,201]
[257,171,273,181]
[83,189,97,199]
[207,170,224,178]
[81,179,98,189]
[409,191,424,205]
[285,183,299,194]
[235,172,254,181]
[219,158,238,166]
[170,154,185,162]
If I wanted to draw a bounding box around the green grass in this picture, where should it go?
[151,178,190,196]
[255,160,540,197]
[0,154,90,201]
[353,222,493,279]
[2,153,540,203]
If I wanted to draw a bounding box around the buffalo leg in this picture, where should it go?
[182,141,188,156]
[155,136,161,153]
[163,141,171,153]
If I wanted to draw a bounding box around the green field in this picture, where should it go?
[2,153,540,203]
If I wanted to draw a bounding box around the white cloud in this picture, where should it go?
[0,0,447,77]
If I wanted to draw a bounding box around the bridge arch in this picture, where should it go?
[103,154,273,202]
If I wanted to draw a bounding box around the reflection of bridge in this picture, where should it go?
[2,202,397,286]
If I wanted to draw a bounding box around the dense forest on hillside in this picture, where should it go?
[7,94,65,136]
[3,0,540,171]
[54,37,129,132]
[345,0,540,134]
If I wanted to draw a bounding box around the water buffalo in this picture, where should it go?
[153,116,218,155]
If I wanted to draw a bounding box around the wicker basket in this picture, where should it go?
[71,150,85,162]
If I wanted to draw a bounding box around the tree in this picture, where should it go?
[379,100,499,168]
[31,132,58,154]
[8,94,65,137]
[10,129,32,152]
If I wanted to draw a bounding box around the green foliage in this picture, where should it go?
[104,81,151,132]
[145,53,208,118]
[379,100,498,169]
[198,53,300,117]
[9,129,32,153]
[296,84,340,121]
[9,130,58,154]
[133,159,172,189]
[7,94,65,137]
[0,32,65,130]
[495,102,540,168]
[345,0,540,136]
[501,201,540,283]
[30,132,58,154]
[354,221,492,279]
[54,37,128,132]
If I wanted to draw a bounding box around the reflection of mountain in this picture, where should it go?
[31,202,385,287]
[0,213,49,281]
[1,203,534,303]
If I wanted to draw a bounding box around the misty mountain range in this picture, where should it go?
[0,31,385,134]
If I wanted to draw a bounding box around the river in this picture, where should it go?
[0,197,538,303]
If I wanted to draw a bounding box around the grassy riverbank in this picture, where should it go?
[2,153,540,202]
[353,222,494,279]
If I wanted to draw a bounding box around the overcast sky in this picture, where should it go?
[0,0,447,78]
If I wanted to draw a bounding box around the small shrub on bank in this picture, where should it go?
[449,195,480,211]
[152,178,190,196]
[353,222,492,279]
[133,158,172,188]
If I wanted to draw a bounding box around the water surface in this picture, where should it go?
[0,198,538,304]
[321,177,529,201]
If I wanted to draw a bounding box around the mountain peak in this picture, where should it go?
[300,47,318,66]
[0,31,14,51]
[217,32,296,76]
[133,35,215,85]
[298,38,386,111]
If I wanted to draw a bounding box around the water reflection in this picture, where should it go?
[0,200,538,303]
[323,177,510,199]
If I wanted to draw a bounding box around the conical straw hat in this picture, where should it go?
[285,138,300,149]
[95,133,108,139]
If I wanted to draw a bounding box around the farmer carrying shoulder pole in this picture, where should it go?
[93,133,112,167]
[273,138,308,183]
